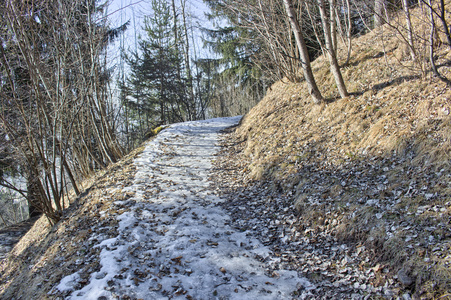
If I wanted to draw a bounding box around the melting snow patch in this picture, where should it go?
[56,116,313,299]
[55,272,80,292]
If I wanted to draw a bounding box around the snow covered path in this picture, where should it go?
[57,117,312,299]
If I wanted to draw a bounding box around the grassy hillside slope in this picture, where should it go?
[231,13,451,299]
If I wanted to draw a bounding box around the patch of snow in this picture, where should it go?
[57,116,313,299]
[55,272,81,292]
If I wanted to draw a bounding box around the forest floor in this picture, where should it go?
[213,124,450,300]
[217,11,451,299]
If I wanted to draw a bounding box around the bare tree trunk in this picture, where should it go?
[180,0,196,120]
[191,27,208,119]
[330,0,338,52]
[438,0,451,49]
[345,0,352,65]
[171,0,188,121]
[26,168,42,219]
[318,0,349,98]
[0,0,123,224]
[283,0,324,104]
[402,0,416,60]
[428,0,451,86]
[374,0,385,27]
[335,0,352,66]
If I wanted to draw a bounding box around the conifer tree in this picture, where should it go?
[201,3,272,116]
[122,0,198,140]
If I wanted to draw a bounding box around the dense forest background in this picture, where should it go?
[0,0,449,226]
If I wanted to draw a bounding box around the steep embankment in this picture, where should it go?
[222,16,451,299]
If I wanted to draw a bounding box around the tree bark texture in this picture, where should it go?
[283,0,324,104]
[318,0,349,98]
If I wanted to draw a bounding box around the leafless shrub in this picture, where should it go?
[0,0,123,224]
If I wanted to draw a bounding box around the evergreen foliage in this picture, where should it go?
[201,4,272,117]
[121,0,197,144]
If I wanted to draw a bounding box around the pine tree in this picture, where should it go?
[201,6,271,116]
[122,0,190,141]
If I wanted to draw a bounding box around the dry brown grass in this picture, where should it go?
[237,15,451,180]
[233,3,451,298]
